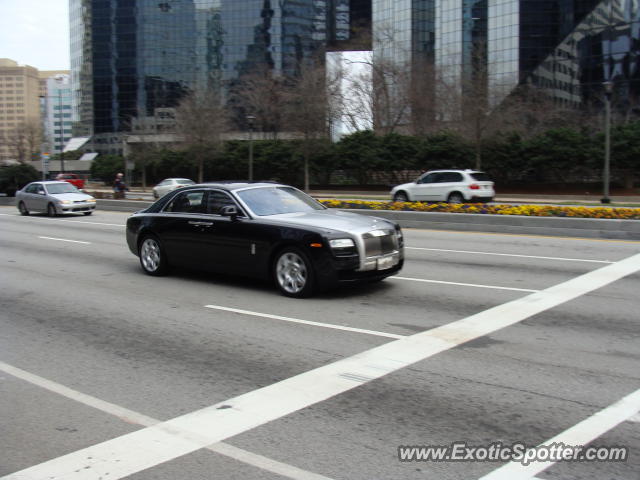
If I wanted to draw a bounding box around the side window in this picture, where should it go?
[439,172,463,182]
[26,184,39,193]
[158,180,169,186]
[165,190,206,214]
[419,173,439,184]
[206,190,239,215]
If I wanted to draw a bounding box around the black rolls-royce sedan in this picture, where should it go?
[126,182,404,297]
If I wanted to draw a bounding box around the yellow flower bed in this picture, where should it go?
[319,199,640,220]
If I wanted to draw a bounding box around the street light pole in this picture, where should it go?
[601,81,613,204]
[246,115,256,181]
[58,90,65,174]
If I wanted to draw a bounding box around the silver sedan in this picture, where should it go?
[16,181,97,216]
[152,178,195,199]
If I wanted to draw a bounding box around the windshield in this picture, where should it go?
[46,183,79,194]
[237,186,325,216]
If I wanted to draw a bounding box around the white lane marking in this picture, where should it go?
[478,388,640,480]
[5,253,640,480]
[0,361,335,480]
[204,305,404,339]
[0,213,123,227]
[38,236,91,245]
[391,276,539,293]
[406,246,614,264]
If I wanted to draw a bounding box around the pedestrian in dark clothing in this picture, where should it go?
[113,172,128,199]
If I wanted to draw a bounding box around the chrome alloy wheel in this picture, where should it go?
[141,238,161,272]
[276,251,308,294]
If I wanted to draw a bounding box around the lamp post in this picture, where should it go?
[601,81,613,204]
[246,114,256,181]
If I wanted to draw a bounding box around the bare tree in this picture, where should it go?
[6,120,42,163]
[174,87,229,183]
[230,71,288,138]
[284,59,340,191]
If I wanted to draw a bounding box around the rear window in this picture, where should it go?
[470,172,491,181]
[176,179,195,185]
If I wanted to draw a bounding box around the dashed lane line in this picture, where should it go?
[4,252,640,480]
[0,361,335,480]
[406,246,614,264]
[204,305,404,339]
[391,276,539,293]
[38,236,91,245]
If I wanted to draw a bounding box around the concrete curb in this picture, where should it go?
[2,198,639,241]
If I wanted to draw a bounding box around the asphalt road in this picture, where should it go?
[1,206,639,480]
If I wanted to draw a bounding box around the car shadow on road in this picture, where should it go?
[129,264,397,300]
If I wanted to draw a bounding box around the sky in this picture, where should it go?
[0,0,70,71]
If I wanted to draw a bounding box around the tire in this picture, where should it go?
[18,201,29,216]
[273,247,315,298]
[447,192,464,204]
[139,235,169,276]
[83,211,93,216]
[393,191,409,202]
[47,203,58,217]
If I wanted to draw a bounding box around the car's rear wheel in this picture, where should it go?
[274,247,315,298]
[18,201,29,216]
[447,192,464,204]
[393,191,409,202]
[139,235,168,276]
[47,203,57,217]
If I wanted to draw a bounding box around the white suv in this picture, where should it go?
[391,170,495,203]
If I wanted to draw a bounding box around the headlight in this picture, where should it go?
[86,198,96,203]
[329,238,355,249]
[59,200,72,205]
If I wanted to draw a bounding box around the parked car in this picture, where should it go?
[152,178,195,199]
[16,181,96,216]
[391,169,495,203]
[56,173,85,190]
[126,182,404,297]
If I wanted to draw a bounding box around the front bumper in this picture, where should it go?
[58,203,96,213]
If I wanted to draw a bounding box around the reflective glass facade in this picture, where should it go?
[71,0,348,140]
[374,0,640,113]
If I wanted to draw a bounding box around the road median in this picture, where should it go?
[1,197,638,240]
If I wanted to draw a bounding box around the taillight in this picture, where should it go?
[469,184,480,190]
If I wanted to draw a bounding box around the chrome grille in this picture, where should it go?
[362,230,398,257]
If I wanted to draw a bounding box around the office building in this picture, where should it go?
[0,59,41,161]
[40,73,73,157]
[372,0,640,120]
[71,0,358,154]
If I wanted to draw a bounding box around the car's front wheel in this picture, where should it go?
[139,235,168,276]
[47,203,57,217]
[83,211,93,216]
[393,191,409,202]
[18,201,29,216]
[274,247,315,298]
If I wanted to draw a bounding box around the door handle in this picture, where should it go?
[188,221,213,227]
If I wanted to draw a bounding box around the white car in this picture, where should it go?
[16,181,96,216]
[152,178,195,199]
[391,169,495,203]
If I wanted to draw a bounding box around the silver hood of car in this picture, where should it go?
[50,192,93,201]
[261,209,395,234]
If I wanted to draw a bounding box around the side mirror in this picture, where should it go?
[221,205,239,220]
[38,190,46,195]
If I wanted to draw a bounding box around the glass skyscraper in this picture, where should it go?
[70,0,352,151]
[373,0,640,114]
